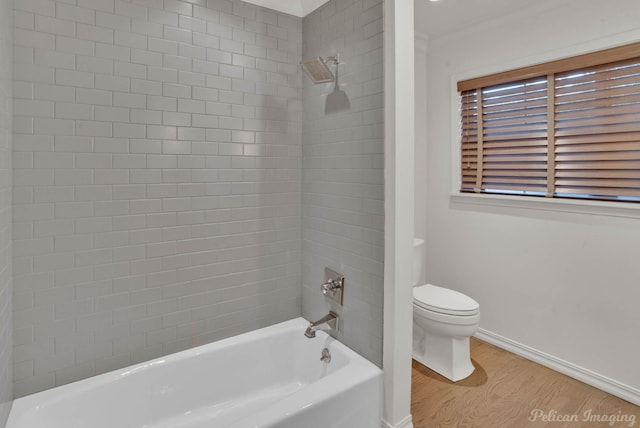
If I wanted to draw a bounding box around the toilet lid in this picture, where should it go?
[413,284,480,316]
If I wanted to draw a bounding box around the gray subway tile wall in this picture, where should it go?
[0,0,13,424]
[301,0,384,366]
[12,0,303,397]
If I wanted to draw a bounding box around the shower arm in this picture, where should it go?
[324,54,340,65]
[327,55,340,90]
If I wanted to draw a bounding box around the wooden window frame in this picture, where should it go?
[457,41,640,203]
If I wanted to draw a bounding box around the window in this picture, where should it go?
[458,42,640,203]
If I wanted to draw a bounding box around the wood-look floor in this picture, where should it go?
[411,337,639,428]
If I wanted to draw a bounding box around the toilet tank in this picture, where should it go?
[413,238,425,287]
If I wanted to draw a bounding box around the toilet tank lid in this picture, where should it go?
[413,284,479,313]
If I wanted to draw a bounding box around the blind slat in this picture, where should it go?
[555,186,640,197]
[484,132,548,141]
[482,97,547,114]
[555,60,640,86]
[484,139,548,149]
[556,151,640,162]
[554,73,640,96]
[554,160,640,170]
[555,140,640,153]
[483,170,548,177]
[555,122,640,137]
[556,170,640,178]
[555,113,640,129]
[484,124,548,135]
[483,163,547,170]
[484,114,547,127]
[555,92,640,111]
[481,106,547,121]
[480,183,547,191]
[484,146,548,156]
[556,103,640,120]
[555,131,640,145]
[484,178,548,186]
[555,83,640,104]
[556,178,640,187]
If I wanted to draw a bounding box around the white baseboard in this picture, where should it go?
[475,328,640,406]
[382,414,413,428]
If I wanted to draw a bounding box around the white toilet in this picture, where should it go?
[412,238,480,382]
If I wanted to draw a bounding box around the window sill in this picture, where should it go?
[450,192,640,219]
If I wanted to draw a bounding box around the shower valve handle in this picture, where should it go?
[321,278,343,296]
[320,268,344,305]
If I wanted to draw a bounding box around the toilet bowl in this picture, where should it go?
[413,283,480,381]
[412,239,480,382]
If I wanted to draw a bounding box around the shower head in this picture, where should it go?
[301,57,335,84]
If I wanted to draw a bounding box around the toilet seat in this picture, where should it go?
[413,284,479,316]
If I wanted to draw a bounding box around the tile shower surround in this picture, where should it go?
[301,0,384,366]
[11,0,303,397]
[0,0,13,424]
[9,0,383,400]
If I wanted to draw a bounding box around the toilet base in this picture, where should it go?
[412,322,475,382]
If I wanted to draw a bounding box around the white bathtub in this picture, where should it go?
[6,317,382,428]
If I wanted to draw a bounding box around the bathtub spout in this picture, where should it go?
[304,312,339,338]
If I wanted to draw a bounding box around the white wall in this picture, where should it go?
[421,0,640,396]
[0,0,13,424]
[414,33,426,244]
[12,0,302,397]
[382,0,414,426]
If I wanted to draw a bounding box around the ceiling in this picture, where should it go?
[240,0,535,33]
[242,0,330,17]
[414,0,534,37]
